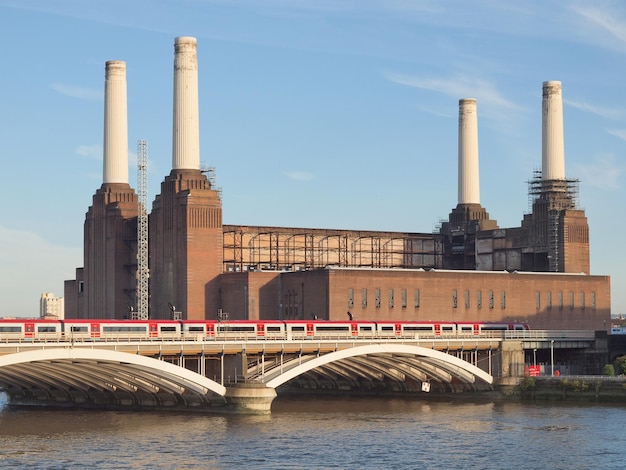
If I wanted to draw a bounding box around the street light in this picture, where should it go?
[533,348,537,368]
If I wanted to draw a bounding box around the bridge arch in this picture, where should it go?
[0,348,227,407]
[263,344,493,391]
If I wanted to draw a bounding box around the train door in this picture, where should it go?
[395,323,402,336]
[351,323,358,336]
[206,323,215,337]
[149,323,158,338]
[434,324,441,336]
[90,323,100,338]
[24,322,35,338]
[473,324,480,336]
[306,323,314,337]
[257,323,265,337]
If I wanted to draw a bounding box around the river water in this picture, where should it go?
[0,392,625,469]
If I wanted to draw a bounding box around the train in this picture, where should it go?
[0,319,529,342]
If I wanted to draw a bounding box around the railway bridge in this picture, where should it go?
[0,330,599,413]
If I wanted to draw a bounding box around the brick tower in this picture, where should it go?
[149,37,223,320]
[80,61,138,318]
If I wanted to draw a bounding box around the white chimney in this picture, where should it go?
[542,81,565,181]
[103,60,128,184]
[458,98,480,205]
[172,36,200,170]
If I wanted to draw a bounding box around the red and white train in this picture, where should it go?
[0,319,529,342]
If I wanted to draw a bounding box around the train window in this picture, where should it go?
[359,325,373,331]
[219,325,255,332]
[0,326,22,332]
[460,325,472,331]
[380,326,394,331]
[159,326,178,332]
[70,326,89,333]
[442,326,454,331]
[316,325,350,332]
[481,325,507,331]
[290,326,305,332]
[187,326,204,332]
[266,326,282,332]
[103,326,148,332]
[37,326,57,332]
[403,326,436,331]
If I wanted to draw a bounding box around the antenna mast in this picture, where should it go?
[137,139,149,319]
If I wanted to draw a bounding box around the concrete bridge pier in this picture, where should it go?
[224,383,277,414]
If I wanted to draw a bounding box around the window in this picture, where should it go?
[536,291,541,310]
[414,289,420,308]
[489,290,494,309]
[452,290,458,309]
[591,291,596,309]
[348,288,354,308]
[580,292,585,310]
[477,290,482,309]
[547,291,552,310]
[361,288,368,308]
[501,291,506,309]
[375,288,381,308]
[401,289,407,308]
[389,289,394,308]
[569,291,575,310]
[465,290,470,309]
[558,291,563,310]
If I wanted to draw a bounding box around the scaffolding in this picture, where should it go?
[527,170,580,272]
[136,139,149,319]
[222,226,443,273]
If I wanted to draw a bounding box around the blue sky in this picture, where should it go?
[1,0,625,318]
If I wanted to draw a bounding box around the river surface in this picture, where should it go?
[1,392,625,469]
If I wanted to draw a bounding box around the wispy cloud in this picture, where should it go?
[572,153,624,190]
[76,145,102,160]
[572,4,626,45]
[384,72,520,118]
[51,83,102,101]
[566,99,623,120]
[608,129,626,141]
[283,171,314,181]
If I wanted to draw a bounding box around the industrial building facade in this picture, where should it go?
[64,37,610,332]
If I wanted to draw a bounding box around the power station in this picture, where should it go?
[64,37,610,331]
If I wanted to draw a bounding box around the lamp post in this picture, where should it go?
[533,348,537,368]
[551,340,555,376]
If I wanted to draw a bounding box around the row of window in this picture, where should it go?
[348,288,420,309]
[347,288,597,311]
[535,291,596,311]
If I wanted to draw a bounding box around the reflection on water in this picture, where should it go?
[1,392,626,469]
